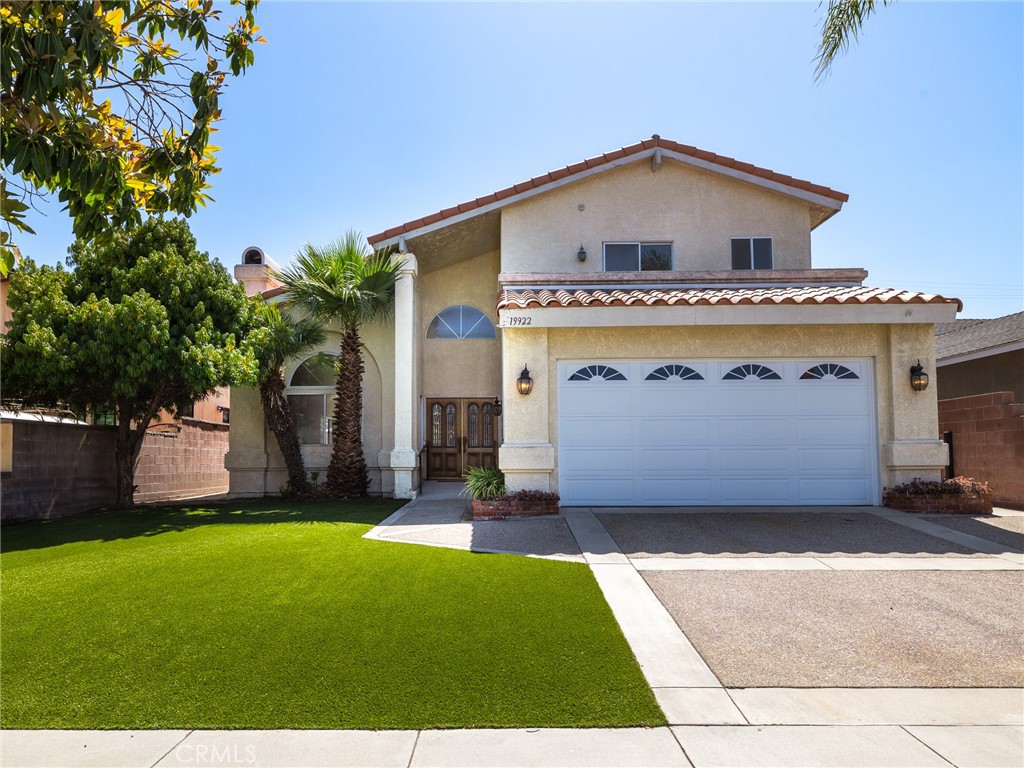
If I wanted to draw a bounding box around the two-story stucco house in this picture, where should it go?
[227,136,961,506]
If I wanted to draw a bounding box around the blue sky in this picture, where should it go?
[20,1,1024,318]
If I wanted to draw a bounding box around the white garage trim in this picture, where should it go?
[556,359,879,507]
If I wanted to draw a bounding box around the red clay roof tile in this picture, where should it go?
[496,286,962,312]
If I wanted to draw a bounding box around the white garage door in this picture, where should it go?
[557,360,877,506]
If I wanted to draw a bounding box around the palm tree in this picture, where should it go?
[815,0,892,81]
[251,300,326,495]
[275,231,402,497]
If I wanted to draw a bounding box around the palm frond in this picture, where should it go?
[272,230,404,328]
[814,0,890,82]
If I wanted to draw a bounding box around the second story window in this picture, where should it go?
[603,242,672,272]
[731,237,773,270]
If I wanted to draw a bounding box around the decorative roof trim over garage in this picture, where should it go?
[369,135,849,247]
[497,286,963,312]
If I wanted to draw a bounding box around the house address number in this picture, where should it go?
[502,315,533,327]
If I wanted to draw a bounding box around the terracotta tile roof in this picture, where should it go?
[935,311,1024,359]
[497,286,963,312]
[369,136,849,245]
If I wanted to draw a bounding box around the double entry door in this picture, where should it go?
[426,398,499,479]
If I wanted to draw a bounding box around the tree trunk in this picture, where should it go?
[113,396,164,509]
[259,368,310,494]
[327,324,368,497]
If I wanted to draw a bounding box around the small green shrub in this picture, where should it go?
[463,467,507,500]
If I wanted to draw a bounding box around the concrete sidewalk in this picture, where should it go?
[3,722,1022,767]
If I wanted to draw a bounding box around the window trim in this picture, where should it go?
[730,236,774,270]
[287,353,340,445]
[602,241,673,272]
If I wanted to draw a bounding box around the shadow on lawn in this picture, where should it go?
[0,499,403,554]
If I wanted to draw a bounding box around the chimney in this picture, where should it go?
[233,246,283,297]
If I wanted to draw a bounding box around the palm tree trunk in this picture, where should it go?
[259,368,310,494]
[327,324,369,496]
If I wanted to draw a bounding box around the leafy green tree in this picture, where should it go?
[249,301,325,495]
[0,0,265,276]
[815,0,892,81]
[1,218,257,507]
[275,232,402,498]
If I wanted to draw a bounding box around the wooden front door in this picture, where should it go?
[426,398,499,479]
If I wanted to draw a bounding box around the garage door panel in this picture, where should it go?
[713,388,792,415]
[557,359,876,506]
[720,477,792,503]
[799,478,871,504]
[561,478,635,505]
[560,447,633,472]
[798,447,870,471]
[561,417,632,445]
[719,448,792,472]
[798,386,870,413]
[639,389,711,416]
[718,418,792,442]
[640,418,711,444]
[560,388,634,417]
[640,478,714,503]
[796,418,870,444]
[640,448,712,472]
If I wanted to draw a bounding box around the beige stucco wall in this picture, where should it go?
[226,315,396,497]
[420,249,502,400]
[499,322,944,499]
[500,159,814,274]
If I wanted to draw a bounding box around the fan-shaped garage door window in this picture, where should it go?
[426,305,496,339]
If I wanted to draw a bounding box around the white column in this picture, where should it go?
[391,252,419,498]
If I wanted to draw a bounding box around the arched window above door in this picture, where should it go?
[426,305,496,339]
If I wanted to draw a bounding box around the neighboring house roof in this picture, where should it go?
[935,311,1024,362]
[498,285,962,311]
[369,136,849,247]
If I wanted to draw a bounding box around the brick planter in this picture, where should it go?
[472,499,560,521]
[882,491,993,515]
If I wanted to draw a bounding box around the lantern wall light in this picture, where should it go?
[577,244,587,262]
[910,360,929,392]
[516,365,534,396]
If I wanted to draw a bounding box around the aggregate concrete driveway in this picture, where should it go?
[643,569,1024,687]
[597,508,1024,688]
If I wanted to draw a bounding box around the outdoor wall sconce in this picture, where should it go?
[910,361,929,392]
[493,397,502,417]
[577,244,587,262]
[516,365,534,396]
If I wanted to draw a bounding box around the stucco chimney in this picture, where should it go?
[233,246,283,297]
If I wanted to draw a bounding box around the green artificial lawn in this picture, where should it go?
[1,500,663,729]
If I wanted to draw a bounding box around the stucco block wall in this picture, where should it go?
[937,350,1024,404]
[420,249,501,399]
[498,322,944,498]
[2,418,230,522]
[500,160,813,274]
[134,419,230,504]
[939,391,1024,508]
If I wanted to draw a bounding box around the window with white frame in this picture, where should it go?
[287,355,338,445]
[731,237,773,270]
[426,305,496,339]
[603,242,672,272]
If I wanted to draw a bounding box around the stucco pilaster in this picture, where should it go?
[391,252,419,498]
[882,323,948,484]
[499,328,554,491]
